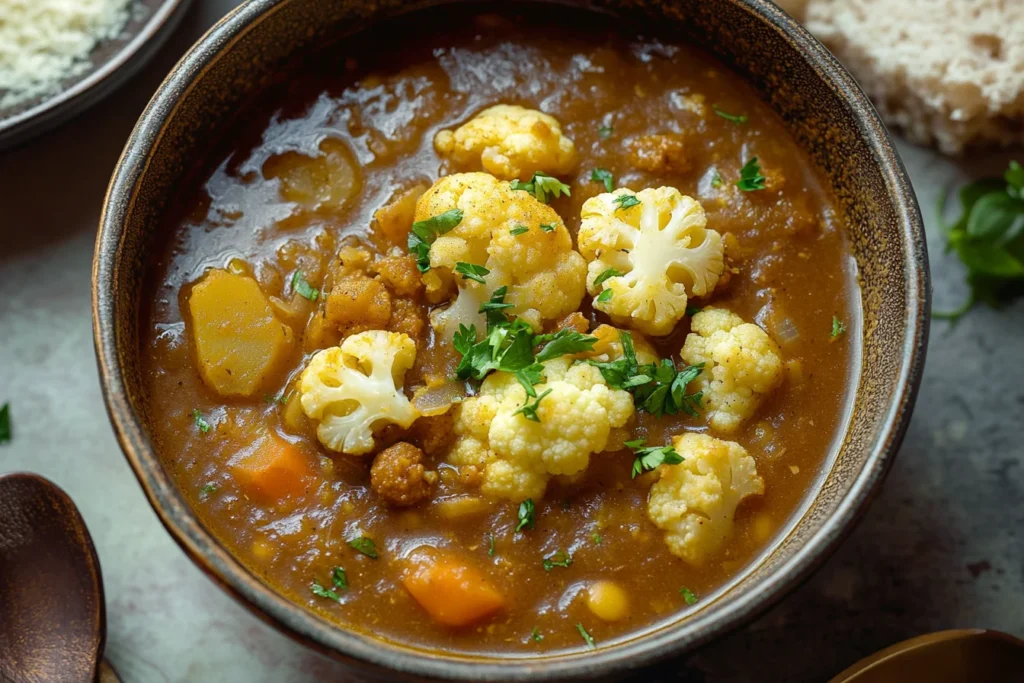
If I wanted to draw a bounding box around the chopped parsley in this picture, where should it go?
[710,170,724,189]
[736,157,766,192]
[347,536,378,559]
[310,566,348,602]
[332,566,349,590]
[408,208,464,272]
[542,550,573,571]
[593,268,623,288]
[0,403,9,444]
[510,172,571,204]
[514,388,553,422]
[591,168,614,193]
[576,623,596,649]
[628,439,684,478]
[291,270,319,301]
[830,316,846,340]
[935,160,1024,321]
[613,194,641,211]
[516,498,536,532]
[487,533,496,557]
[539,223,556,233]
[534,328,599,363]
[596,289,613,303]
[531,627,544,642]
[199,483,218,498]
[455,262,490,285]
[598,124,613,140]
[587,331,704,417]
[680,587,698,605]
[510,225,530,236]
[591,532,603,545]
[712,105,748,124]
[685,305,703,317]
[265,392,289,405]
[192,409,211,434]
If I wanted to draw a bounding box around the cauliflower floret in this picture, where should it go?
[647,433,764,564]
[577,187,725,337]
[680,308,783,434]
[416,173,586,336]
[298,330,417,455]
[446,359,634,500]
[434,105,577,180]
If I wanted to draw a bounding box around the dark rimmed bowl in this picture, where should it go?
[92,0,929,679]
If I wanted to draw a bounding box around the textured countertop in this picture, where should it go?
[0,2,1021,681]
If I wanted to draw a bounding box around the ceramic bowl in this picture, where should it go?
[93,0,929,679]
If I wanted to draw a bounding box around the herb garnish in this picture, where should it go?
[265,392,290,405]
[539,223,556,233]
[531,627,544,642]
[598,124,613,140]
[408,208,464,272]
[593,268,623,288]
[510,172,571,204]
[591,532,603,545]
[680,587,698,605]
[736,157,766,192]
[712,105,748,124]
[510,225,530,236]
[685,305,703,317]
[830,316,846,341]
[192,409,211,434]
[487,533,496,557]
[596,289,613,303]
[0,403,9,444]
[576,623,596,649]
[291,270,319,301]
[936,160,1024,321]
[587,331,704,417]
[613,194,641,211]
[199,483,218,498]
[542,550,573,571]
[347,536,379,559]
[710,170,724,189]
[516,499,536,532]
[628,439,684,478]
[514,388,553,422]
[591,168,614,193]
[310,566,348,602]
[455,262,490,285]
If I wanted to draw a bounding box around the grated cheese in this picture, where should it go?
[0,0,133,109]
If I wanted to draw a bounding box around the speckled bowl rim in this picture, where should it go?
[92,0,929,679]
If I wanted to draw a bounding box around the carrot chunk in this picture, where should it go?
[229,433,313,502]
[402,553,504,627]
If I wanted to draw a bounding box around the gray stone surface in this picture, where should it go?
[0,2,1021,680]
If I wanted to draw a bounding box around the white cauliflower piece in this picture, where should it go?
[298,330,417,455]
[434,105,577,180]
[647,433,764,564]
[446,358,634,500]
[680,308,783,434]
[577,187,725,337]
[416,172,586,337]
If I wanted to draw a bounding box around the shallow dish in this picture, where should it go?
[93,0,929,679]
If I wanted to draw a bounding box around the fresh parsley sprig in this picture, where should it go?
[510,172,571,204]
[627,438,684,478]
[455,262,489,284]
[291,270,319,301]
[310,566,348,602]
[713,105,748,124]
[516,499,536,532]
[542,550,572,571]
[591,168,614,193]
[736,157,766,192]
[407,209,464,272]
[514,388,553,422]
[613,194,641,211]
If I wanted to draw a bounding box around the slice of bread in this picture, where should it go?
[775,0,1024,155]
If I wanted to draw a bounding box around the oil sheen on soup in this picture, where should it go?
[141,7,855,654]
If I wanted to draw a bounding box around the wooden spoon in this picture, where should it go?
[831,629,1024,683]
[0,473,121,683]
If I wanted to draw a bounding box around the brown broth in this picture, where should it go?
[140,6,855,655]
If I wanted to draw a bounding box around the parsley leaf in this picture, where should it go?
[596,289,613,303]
[534,329,598,362]
[736,157,766,192]
[593,268,623,287]
[514,388,553,422]
[711,170,724,189]
[311,567,348,601]
[591,168,614,193]
[455,262,490,284]
[830,316,846,340]
[291,270,319,301]
[487,533,496,557]
[408,208,464,272]
[598,124,613,140]
[510,172,571,204]
[516,499,535,532]
[613,194,641,211]
[628,438,684,478]
[542,550,573,571]
[713,105,748,124]
[347,536,378,559]
[539,223,556,233]
[332,566,349,590]
[680,587,698,605]
[591,532,603,545]
[311,580,341,602]
[531,627,544,642]
[192,409,211,434]
[510,225,530,236]
[576,623,596,649]
[199,483,218,498]
[0,403,9,444]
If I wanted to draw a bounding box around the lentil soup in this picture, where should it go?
[140,5,855,655]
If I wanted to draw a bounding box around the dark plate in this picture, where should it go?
[0,0,195,152]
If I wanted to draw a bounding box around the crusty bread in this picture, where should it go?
[774,0,1024,155]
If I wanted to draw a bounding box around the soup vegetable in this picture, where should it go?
[141,8,853,654]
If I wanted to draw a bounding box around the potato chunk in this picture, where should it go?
[324,277,392,333]
[188,269,294,397]
[262,138,361,212]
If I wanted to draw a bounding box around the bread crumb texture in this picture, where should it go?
[776,0,1024,154]
[0,0,132,109]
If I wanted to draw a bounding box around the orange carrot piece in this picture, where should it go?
[402,554,504,627]
[229,433,313,502]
